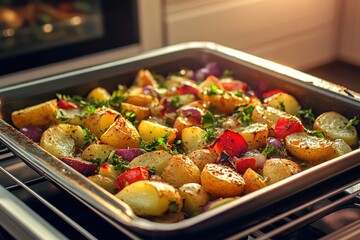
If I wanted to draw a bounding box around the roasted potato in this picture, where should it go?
[251,105,289,136]
[239,123,269,149]
[40,125,75,158]
[243,167,267,193]
[129,150,172,175]
[11,99,58,128]
[323,139,352,160]
[188,149,218,171]
[313,111,358,147]
[121,102,150,121]
[88,174,118,194]
[179,183,210,216]
[58,123,86,147]
[285,132,333,163]
[85,107,120,137]
[181,126,208,154]
[201,163,245,197]
[138,119,177,143]
[161,154,201,188]
[81,143,115,162]
[100,115,140,149]
[115,180,183,217]
[86,87,111,102]
[262,158,302,184]
[263,92,301,115]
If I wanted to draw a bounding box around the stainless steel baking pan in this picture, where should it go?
[1,42,359,238]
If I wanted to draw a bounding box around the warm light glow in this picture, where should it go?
[42,24,53,33]
[2,28,15,37]
[70,16,82,26]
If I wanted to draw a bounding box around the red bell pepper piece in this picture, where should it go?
[211,129,248,158]
[274,117,304,140]
[262,89,284,98]
[117,166,149,190]
[58,99,78,109]
[233,157,259,174]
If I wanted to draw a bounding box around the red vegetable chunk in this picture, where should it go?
[58,99,78,109]
[274,117,304,140]
[211,129,248,158]
[117,166,149,190]
[262,89,284,99]
[59,157,97,176]
[233,157,259,174]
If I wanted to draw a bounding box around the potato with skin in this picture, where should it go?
[125,94,157,107]
[115,180,183,217]
[11,99,58,129]
[161,154,201,188]
[243,167,267,193]
[262,158,302,184]
[58,123,86,147]
[179,183,210,217]
[181,126,208,154]
[263,92,301,115]
[86,87,111,102]
[239,123,269,150]
[121,102,150,121]
[201,163,245,198]
[285,132,333,163]
[100,115,140,149]
[88,174,118,194]
[188,149,218,171]
[85,107,120,137]
[82,143,115,162]
[138,120,177,143]
[313,111,358,147]
[129,150,172,175]
[40,125,75,158]
[323,139,352,161]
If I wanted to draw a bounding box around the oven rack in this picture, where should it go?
[0,143,359,240]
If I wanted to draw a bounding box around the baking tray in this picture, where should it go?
[0,42,359,238]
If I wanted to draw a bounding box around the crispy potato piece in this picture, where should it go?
[188,149,218,171]
[323,139,352,160]
[115,180,183,217]
[40,125,75,158]
[134,69,159,87]
[138,120,177,143]
[125,94,157,107]
[313,111,358,147]
[181,126,207,154]
[263,92,301,115]
[179,183,210,217]
[262,158,302,184]
[161,154,201,188]
[239,123,269,150]
[285,132,333,163]
[100,115,140,149]
[199,91,248,115]
[129,150,172,175]
[85,108,120,137]
[243,168,267,193]
[86,87,111,102]
[58,123,86,147]
[201,163,245,197]
[121,102,150,121]
[88,174,118,194]
[11,99,58,129]
[82,143,115,162]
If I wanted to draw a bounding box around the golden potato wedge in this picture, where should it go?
[40,125,75,158]
[129,150,172,175]
[285,132,333,163]
[181,126,208,154]
[138,120,177,143]
[58,123,86,147]
[313,111,358,147]
[188,149,218,171]
[262,158,302,184]
[323,139,352,161]
[86,87,111,102]
[88,174,118,194]
[125,94,157,107]
[81,143,115,162]
[134,69,159,87]
[11,99,58,129]
[201,163,245,197]
[161,154,201,188]
[121,102,150,121]
[239,123,269,150]
[179,183,210,216]
[243,168,267,193]
[85,107,120,137]
[100,115,140,149]
[263,92,301,115]
[115,180,183,217]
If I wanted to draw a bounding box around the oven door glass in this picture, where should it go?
[0,0,138,76]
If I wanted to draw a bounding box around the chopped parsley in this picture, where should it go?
[206,84,224,96]
[107,150,130,173]
[234,105,254,126]
[305,128,324,138]
[139,132,184,154]
[279,101,286,112]
[201,111,216,142]
[123,111,138,125]
[82,128,98,148]
[345,116,359,128]
[261,144,280,158]
[297,108,315,125]
[169,96,181,109]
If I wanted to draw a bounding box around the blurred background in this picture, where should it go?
[1,0,359,91]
